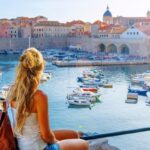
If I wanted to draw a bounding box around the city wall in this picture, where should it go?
[0,37,150,57]
[0,37,67,50]
[67,37,150,57]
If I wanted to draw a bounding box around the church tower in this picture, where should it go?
[103,5,113,25]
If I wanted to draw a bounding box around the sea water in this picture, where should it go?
[1,55,150,150]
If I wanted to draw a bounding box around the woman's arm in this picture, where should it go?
[53,130,80,140]
[35,90,58,144]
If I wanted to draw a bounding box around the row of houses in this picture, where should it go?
[0,15,150,39]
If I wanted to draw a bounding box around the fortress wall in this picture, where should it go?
[67,37,150,57]
[0,37,67,50]
[0,37,149,57]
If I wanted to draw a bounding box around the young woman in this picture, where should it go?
[8,48,89,150]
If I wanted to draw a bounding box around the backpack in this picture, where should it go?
[0,102,19,150]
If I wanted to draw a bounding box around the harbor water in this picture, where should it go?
[1,55,150,150]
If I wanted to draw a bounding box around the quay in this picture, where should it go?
[52,60,150,67]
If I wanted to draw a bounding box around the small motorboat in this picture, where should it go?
[125,93,138,104]
[83,69,104,78]
[146,92,150,105]
[67,99,91,106]
[103,84,113,88]
[128,85,147,96]
[40,72,52,82]
[42,72,52,79]
[80,87,98,93]
[67,92,100,103]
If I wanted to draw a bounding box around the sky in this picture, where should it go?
[0,0,149,22]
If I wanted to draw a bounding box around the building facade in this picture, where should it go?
[33,21,71,38]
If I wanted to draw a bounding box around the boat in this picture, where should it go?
[67,92,100,103]
[103,84,113,88]
[77,77,92,82]
[42,72,52,79]
[131,76,144,84]
[131,72,150,84]
[67,98,91,106]
[128,85,147,96]
[40,72,52,82]
[83,70,104,79]
[146,92,150,105]
[0,84,12,99]
[40,76,48,82]
[125,93,138,104]
[80,86,98,93]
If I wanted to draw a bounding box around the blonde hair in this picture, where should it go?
[8,48,44,133]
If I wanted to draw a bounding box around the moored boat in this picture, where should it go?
[67,98,91,106]
[128,85,147,96]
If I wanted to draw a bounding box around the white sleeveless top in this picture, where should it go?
[9,107,47,150]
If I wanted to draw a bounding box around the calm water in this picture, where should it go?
[1,55,150,150]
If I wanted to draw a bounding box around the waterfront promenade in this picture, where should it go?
[52,60,150,67]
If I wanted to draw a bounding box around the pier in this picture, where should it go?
[52,60,150,67]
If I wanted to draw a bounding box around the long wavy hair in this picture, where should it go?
[8,48,45,134]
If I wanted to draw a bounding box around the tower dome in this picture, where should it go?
[103,5,113,25]
[103,6,112,17]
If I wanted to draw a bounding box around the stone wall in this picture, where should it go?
[0,37,149,57]
[0,37,67,50]
[67,37,150,57]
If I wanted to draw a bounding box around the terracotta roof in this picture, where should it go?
[137,26,150,36]
[66,20,85,26]
[34,21,70,27]
[99,25,127,34]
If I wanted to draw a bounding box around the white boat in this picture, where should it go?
[67,98,91,106]
[0,84,12,99]
[67,94,100,103]
[40,72,52,82]
[83,69,104,79]
[131,72,150,84]
[42,72,52,79]
[40,76,48,82]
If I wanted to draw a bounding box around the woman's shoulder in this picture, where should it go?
[34,90,48,103]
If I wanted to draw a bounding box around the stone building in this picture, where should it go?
[103,6,150,27]
[33,21,71,38]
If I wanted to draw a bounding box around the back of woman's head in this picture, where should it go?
[8,47,45,133]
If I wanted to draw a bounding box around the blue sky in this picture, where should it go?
[0,0,149,22]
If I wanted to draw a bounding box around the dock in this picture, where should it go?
[52,60,150,67]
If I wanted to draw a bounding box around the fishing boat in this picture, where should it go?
[128,85,147,96]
